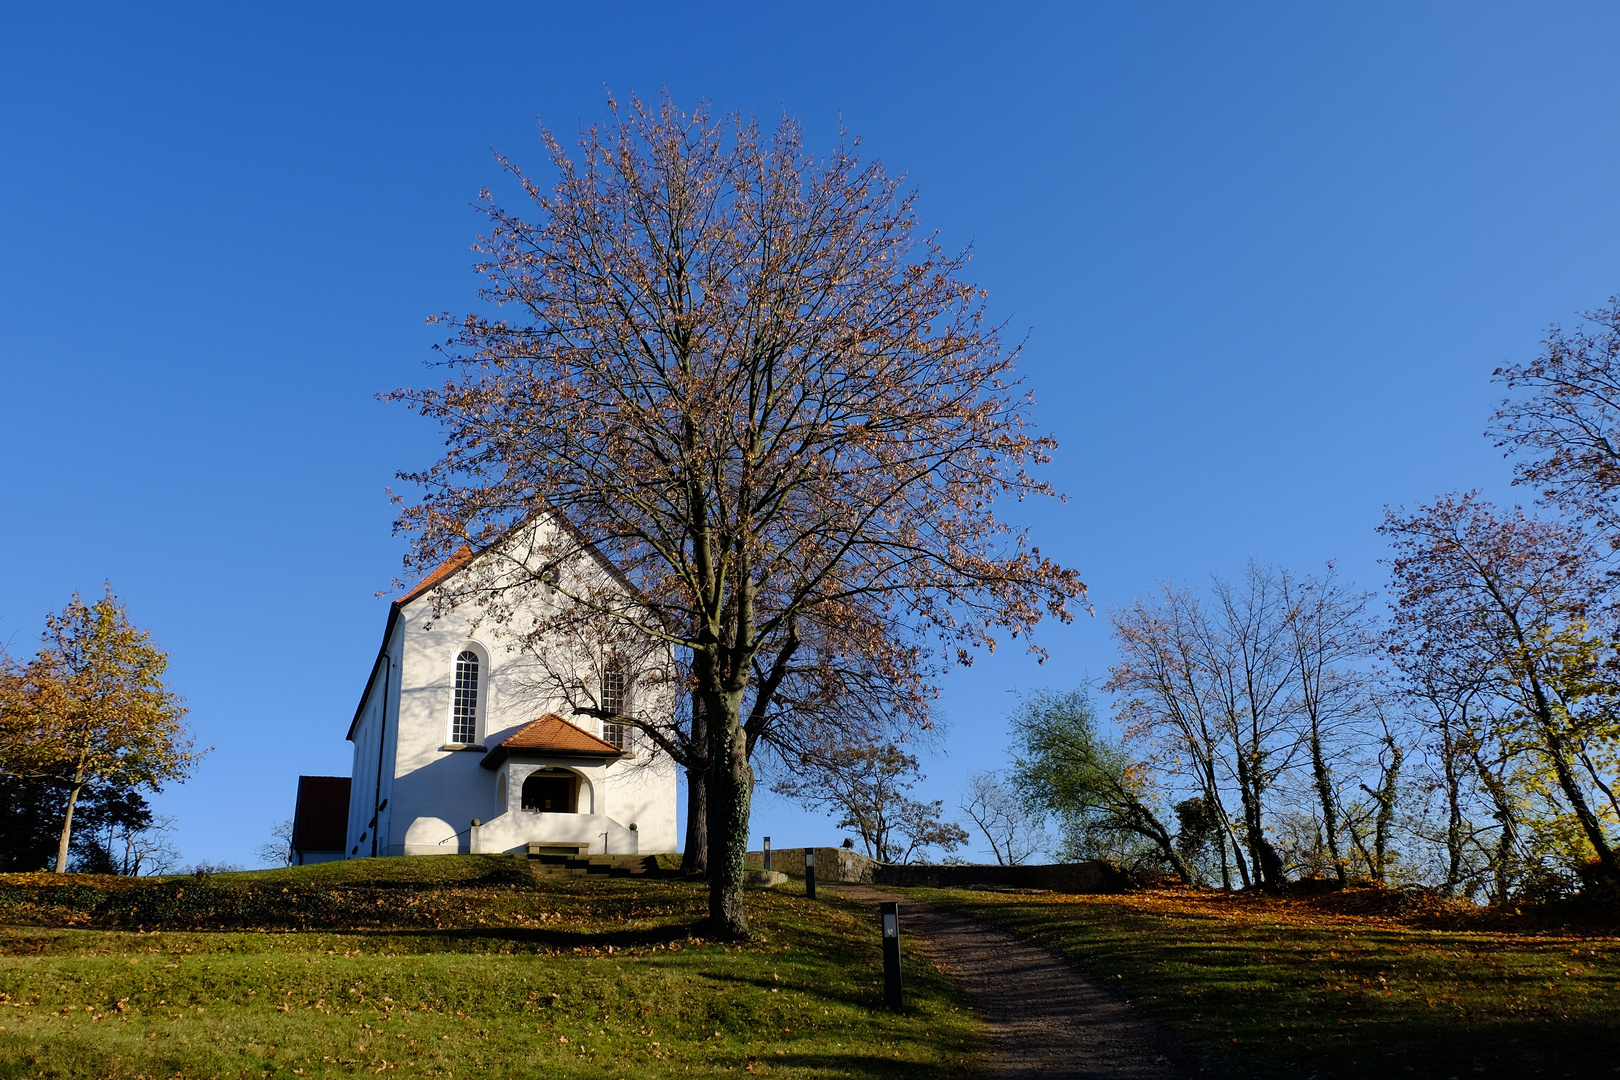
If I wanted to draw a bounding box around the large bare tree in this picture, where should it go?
[1109,566,1300,890]
[1108,563,1382,890]
[391,95,1084,937]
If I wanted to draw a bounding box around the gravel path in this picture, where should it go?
[826,884,1189,1080]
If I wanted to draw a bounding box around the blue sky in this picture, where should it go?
[3,4,1618,867]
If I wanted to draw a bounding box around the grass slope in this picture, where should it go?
[0,856,980,1079]
[914,884,1619,1080]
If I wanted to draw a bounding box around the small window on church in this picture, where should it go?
[451,650,479,744]
[601,658,627,749]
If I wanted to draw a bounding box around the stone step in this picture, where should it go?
[526,853,668,879]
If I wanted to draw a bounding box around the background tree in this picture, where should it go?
[0,587,202,873]
[1398,652,1491,895]
[1108,587,1247,886]
[772,742,965,864]
[1109,567,1303,890]
[0,774,67,871]
[1170,795,1220,881]
[257,818,295,868]
[68,783,155,874]
[392,94,1083,935]
[1279,566,1378,883]
[1108,564,1395,890]
[1010,688,1195,882]
[889,792,969,865]
[960,770,1049,865]
[1491,298,1620,545]
[1381,493,1620,885]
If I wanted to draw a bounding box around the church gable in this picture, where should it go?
[337,519,680,861]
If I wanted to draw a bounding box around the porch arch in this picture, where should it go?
[520,767,594,814]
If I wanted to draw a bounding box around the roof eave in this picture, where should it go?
[346,600,403,743]
[480,745,627,770]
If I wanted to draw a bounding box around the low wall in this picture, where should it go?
[459,812,638,857]
[872,860,1130,894]
[744,847,880,883]
[743,847,1128,893]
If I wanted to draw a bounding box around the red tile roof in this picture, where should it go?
[480,713,625,769]
[290,775,351,853]
[397,545,476,606]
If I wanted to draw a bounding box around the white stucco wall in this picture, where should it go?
[346,522,679,859]
[345,619,401,859]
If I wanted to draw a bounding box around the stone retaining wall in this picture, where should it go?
[871,859,1130,893]
[744,847,1129,893]
[744,847,879,883]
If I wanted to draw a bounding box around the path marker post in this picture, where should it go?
[880,902,903,1009]
[763,836,771,871]
[804,847,816,899]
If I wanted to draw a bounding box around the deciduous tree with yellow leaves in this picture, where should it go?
[0,586,201,873]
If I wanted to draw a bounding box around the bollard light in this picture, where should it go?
[804,847,817,900]
[879,901,903,1009]
[763,836,772,871]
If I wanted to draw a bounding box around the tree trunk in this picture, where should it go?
[1308,729,1345,882]
[1519,645,1614,873]
[1226,827,1251,888]
[1534,710,1616,873]
[1365,736,1402,882]
[1439,717,1466,895]
[53,781,83,874]
[1132,799,1196,884]
[681,762,708,874]
[680,689,709,875]
[704,694,752,939]
[1231,745,1269,889]
[1199,763,1236,889]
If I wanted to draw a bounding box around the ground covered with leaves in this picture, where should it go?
[914,883,1619,1079]
[0,856,980,1079]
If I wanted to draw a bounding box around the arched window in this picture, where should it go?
[601,657,627,749]
[451,650,480,744]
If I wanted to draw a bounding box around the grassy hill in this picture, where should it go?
[0,855,980,1079]
[915,883,1620,1080]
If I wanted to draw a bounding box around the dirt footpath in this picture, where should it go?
[826,884,1188,1080]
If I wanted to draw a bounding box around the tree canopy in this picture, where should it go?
[392,94,1082,935]
[1010,688,1193,882]
[0,586,200,873]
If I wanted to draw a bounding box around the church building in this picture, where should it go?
[298,526,679,861]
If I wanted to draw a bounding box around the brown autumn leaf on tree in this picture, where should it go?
[1379,493,1620,880]
[0,586,201,873]
[389,93,1084,937]
[1491,298,1620,544]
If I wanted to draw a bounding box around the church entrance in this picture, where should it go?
[521,771,577,813]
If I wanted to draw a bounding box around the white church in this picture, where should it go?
[289,525,679,864]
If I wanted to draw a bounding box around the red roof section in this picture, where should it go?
[481,713,625,768]
[290,775,351,853]
[396,545,475,606]
[501,713,622,754]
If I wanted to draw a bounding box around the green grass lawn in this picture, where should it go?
[911,884,1620,1080]
[0,856,981,1079]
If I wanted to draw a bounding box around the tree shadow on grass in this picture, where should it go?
[768,1050,972,1078]
[692,967,894,1012]
[336,920,710,951]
